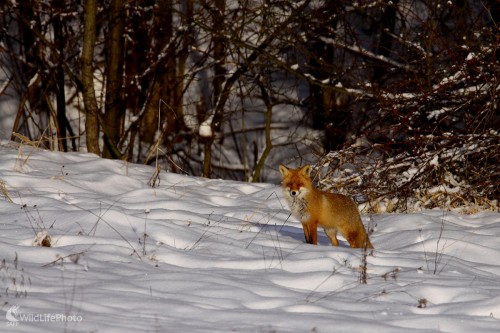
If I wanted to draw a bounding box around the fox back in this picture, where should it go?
[279,164,373,249]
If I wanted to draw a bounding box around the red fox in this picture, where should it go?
[279,164,373,249]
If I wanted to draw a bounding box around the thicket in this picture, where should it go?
[311,1,500,212]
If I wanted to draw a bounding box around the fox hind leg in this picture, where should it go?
[324,227,339,246]
[346,230,374,249]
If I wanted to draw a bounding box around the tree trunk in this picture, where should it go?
[201,0,225,178]
[81,0,101,155]
[103,0,125,159]
[52,2,73,152]
[373,0,398,81]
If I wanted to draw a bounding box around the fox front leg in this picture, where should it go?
[302,221,318,245]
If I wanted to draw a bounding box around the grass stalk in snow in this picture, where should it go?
[12,130,50,172]
[147,99,163,188]
[188,212,226,251]
[145,99,187,187]
[42,251,88,268]
[0,179,13,202]
[433,215,447,274]
[73,200,143,260]
[359,246,368,285]
[359,214,376,284]
[142,209,150,256]
[60,262,80,332]
[244,191,292,269]
[420,211,450,275]
[20,203,54,247]
[1,253,30,298]
[305,267,338,303]
[245,191,289,248]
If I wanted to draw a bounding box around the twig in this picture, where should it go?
[42,250,88,267]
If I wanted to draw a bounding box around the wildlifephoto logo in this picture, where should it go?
[6,305,19,324]
[5,304,83,327]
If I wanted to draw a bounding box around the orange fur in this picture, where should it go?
[279,165,373,249]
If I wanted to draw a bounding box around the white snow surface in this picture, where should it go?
[1,146,500,332]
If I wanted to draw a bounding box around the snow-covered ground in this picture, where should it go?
[1,144,499,332]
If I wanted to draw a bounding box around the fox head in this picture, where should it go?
[279,164,312,198]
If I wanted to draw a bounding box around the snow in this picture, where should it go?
[1,145,500,332]
[27,74,39,88]
[199,115,213,138]
[466,52,476,61]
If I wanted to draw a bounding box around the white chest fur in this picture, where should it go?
[284,192,310,223]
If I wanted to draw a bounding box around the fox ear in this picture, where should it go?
[300,165,312,177]
[279,165,289,177]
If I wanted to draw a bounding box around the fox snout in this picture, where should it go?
[286,187,305,197]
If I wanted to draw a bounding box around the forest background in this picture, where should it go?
[0,0,498,212]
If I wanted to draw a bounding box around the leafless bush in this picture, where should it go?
[316,128,499,213]
[313,3,500,213]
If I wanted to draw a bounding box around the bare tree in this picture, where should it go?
[81,0,100,155]
[102,0,126,158]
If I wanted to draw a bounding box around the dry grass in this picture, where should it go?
[0,179,13,203]
[12,131,46,173]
